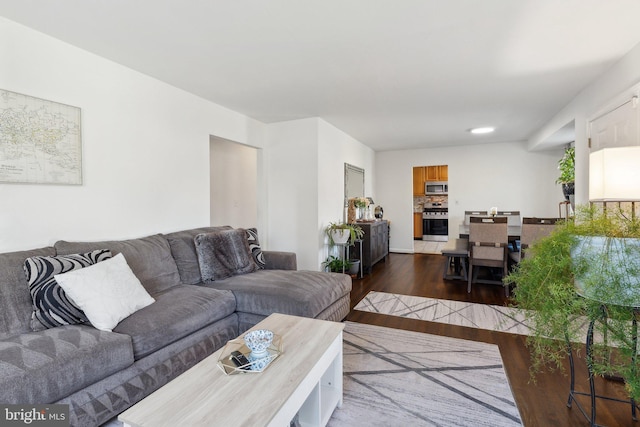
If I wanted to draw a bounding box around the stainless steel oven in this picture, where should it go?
[423,202,449,241]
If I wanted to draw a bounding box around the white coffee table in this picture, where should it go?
[119,313,344,427]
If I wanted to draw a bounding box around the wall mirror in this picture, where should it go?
[344,163,365,203]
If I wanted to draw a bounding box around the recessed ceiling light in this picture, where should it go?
[469,127,495,134]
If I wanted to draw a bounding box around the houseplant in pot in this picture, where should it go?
[348,259,361,276]
[557,146,575,207]
[322,255,352,273]
[505,205,640,400]
[325,221,364,246]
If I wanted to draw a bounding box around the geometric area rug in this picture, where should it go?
[101,319,522,427]
[328,321,523,426]
[354,291,532,336]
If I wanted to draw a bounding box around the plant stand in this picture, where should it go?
[352,239,363,278]
[566,304,640,426]
[333,240,362,278]
[559,200,572,219]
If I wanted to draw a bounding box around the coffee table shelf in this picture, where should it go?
[119,313,344,427]
[296,339,342,426]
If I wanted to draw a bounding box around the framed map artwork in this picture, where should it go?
[0,89,82,185]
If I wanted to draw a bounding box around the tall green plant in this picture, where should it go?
[506,205,640,400]
[556,146,575,184]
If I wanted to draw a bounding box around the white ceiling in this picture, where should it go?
[2,0,640,151]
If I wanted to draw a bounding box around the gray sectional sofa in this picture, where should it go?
[0,226,351,426]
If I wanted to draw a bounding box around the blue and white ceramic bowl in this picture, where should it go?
[244,329,274,358]
[248,353,271,371]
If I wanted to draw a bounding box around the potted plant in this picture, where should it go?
[556,146,575,204]
[325,221,364,246]
[348,259,361,276]
[505,205,640,400]
[322,255,352,273]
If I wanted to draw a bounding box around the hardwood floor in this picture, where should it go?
[346,252,636,427]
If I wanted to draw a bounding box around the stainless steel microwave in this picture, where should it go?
[425,181,448,195]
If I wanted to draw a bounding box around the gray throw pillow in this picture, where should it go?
[165,226,233,284]
[195,229,259,281]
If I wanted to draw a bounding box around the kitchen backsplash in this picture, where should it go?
[414,195,448,212]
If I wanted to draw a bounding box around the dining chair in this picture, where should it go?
[468,216,508,294]
[497,210,521,226]
[497,210,521,251]
[509,217,559,264]
[464,210,488,225]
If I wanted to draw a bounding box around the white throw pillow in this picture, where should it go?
[54,253,155,331]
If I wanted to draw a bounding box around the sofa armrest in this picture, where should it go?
[262,251,297,270]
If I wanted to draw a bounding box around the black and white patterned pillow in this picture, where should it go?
[23,249,112,330]
[245,228,266,269]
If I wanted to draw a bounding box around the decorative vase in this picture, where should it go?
[562,183,575,210]
[562,182,575,201]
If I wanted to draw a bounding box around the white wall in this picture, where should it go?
[317,120,375,267]
[264,118,320,270]
[0,17,374,267]
[376,141,563,253]
[209,137,258,228]
[265,118,375,270]
[529,41,640,206]
[3,14,573,264]
[0,17,265,252]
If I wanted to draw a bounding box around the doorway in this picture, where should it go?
[412,164,449,254]
[209,136,258,228]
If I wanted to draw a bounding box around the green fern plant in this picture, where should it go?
[506,204,640,400]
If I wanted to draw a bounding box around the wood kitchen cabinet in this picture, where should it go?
[425,165,448,181]
[413,213,423,239]
[355,220,389,274]
[412,167,425,195]
[425,166,438,181]
[415,165,448,198]
[437,165,448,181]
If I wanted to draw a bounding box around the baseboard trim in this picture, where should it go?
[390,248,413,254]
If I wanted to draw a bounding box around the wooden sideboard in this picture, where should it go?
[355,220,389,274]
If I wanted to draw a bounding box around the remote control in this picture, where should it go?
[230,351,251,370]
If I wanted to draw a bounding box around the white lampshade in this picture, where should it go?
[589,146,640,201]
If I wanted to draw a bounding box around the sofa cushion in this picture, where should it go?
[0,325,133,405]
[203,270,351,319]
[0,247,56,340]
[164,226,232,285]
[113,285,236,359]
[55,254,156,332]
[55,234,181,296]
[24,249,112,331]
[262,251,297,271]
[195,229,259,281]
